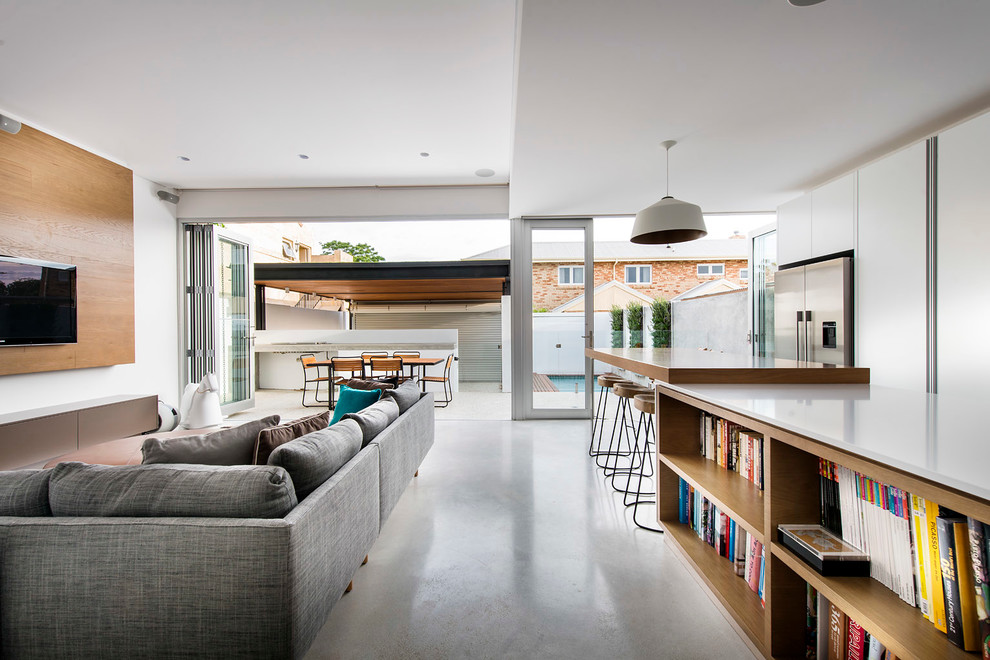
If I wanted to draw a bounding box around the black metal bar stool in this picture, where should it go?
[627,392,662,532]
[598,381,652,474]
[589,374,631,458]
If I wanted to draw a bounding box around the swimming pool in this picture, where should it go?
[547,375,586,393]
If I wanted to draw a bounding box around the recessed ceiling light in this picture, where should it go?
[475,168,496,178]
[420,152,430,157]
[788,0,826,5]
[177,156,190,161]
[298,154,310,160]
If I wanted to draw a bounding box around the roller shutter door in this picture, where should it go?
[354,311,501,382]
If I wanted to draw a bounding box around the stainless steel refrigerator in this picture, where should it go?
[774,256,853,365]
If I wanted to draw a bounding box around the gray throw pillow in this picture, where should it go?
[49,462,297,519]
[141,415,280,465]
[0,469,52,516]
[343,398,400,446]
[382,379,420,414]
[268,419,363,499]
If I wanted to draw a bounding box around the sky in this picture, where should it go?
[307,213,775,262]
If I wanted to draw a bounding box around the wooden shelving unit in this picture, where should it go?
[653,384,990,660]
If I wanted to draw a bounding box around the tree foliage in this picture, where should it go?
[320,240,385,263]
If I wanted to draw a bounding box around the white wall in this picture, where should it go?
[0,176,181,415]
[672,290,749,354]
[264,304,346,331]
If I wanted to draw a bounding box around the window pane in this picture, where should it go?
[625,265,635,282]
[698,264,709,275]
[559,267,570,284]
[639,266,650,283]
[740,268,749,281]
[713,264,725,275]
[574,267,584,285]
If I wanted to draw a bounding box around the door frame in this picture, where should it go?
[510,217,594,420]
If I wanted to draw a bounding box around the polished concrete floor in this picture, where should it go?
[303,419,759,660]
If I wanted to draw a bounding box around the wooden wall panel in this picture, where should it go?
[0,124,134,375]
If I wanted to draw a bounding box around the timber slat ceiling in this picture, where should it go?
[255,260,510,302]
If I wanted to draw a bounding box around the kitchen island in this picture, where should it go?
[586,347,870,384]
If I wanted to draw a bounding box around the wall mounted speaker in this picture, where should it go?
[156,190,180,204]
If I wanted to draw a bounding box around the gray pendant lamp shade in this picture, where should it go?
[630,140,707,244]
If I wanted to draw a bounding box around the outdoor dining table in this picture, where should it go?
[311,355,445,392]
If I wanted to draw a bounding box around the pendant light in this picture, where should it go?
[630,140,707,244]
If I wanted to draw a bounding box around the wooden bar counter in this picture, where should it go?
[585,347,870,385]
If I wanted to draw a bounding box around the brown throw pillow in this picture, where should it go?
[344,378,395,391]
[253,411,330,465]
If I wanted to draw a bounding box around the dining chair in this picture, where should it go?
[362,351,390,378]
[300,353,330,407]
[369,356,407,383]
[329,356,366,409]
[421,353,454,407]
[392,350,421,381]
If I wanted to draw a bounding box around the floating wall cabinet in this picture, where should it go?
[936,109,990,399]
[776,193,812,265]
[777,173,856,266]
[855,142,927,391]
[655,383,990,660]
[810,173,856,259]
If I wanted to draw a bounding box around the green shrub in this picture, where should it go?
[610,305,624,347]
[651,298,671,348]
[626,301,644,347]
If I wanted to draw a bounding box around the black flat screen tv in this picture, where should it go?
[0,256,77,346]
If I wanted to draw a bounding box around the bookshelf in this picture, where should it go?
[654,382,990,660]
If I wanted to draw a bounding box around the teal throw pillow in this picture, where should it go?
[330,385,382,425]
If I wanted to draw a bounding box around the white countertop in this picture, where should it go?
[661,382,990,503]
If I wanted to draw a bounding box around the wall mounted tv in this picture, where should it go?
[0,256,77,346]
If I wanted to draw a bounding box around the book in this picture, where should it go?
[966,517,990,660]
[817,592,831,660]
[828,601,848,660]
[926,499,947,632]
[938,515,981,651]
[866,634,885,660]
[747,536,762,592]
[910,494,933,621]
[847,618,865,660]
[759,543,766,606]
[807,583,818,659]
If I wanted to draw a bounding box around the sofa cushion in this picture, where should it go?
[268,419,363,499]
[0,469,52,516]
[382,379,421,414]
[141,415,280,465]
[330,386,381,425]
[343,398,400,447]
[344,378,395,391]
[253,411,330,465]
[49,462,297,518]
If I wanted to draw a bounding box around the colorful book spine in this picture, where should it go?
[847,618,865,660]
[828,601,848,660]
[926,499,947,632]
[938,515,980,651]
[966,517,990,660]
[678,478,689,524]
[698,413,764,490]
[910,494,932,621]
[866,634,886,660]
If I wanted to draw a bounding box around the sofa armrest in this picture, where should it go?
[369,391,435,527]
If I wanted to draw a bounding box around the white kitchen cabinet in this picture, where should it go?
[811,172,857,258]
[936,110,990,398]
[776,192,812,265]
[856,142,927,391]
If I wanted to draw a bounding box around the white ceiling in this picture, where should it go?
[2,0,990,217]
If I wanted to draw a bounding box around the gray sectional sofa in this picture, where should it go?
[0,389,435,659]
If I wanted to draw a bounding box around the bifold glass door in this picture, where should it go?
[183,224,255,414]
[750,226,777,358]
[510,218,594,419]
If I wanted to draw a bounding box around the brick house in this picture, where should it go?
[466,238,749,310]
